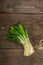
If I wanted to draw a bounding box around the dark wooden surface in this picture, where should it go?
[0,0,43,13]
[0,0,43,65]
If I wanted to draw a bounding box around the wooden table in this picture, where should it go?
[0,0,43,65]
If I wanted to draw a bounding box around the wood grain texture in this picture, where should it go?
[0,0,43,13]
[0,49,43,65]
[0,0,43,65]
[0,14,43,48]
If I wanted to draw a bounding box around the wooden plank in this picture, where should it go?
[0,49,43,65]
[0,0,43,13]
[0,14,43,48]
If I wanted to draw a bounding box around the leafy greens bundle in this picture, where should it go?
[5,23,35,56]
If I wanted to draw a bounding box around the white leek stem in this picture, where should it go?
[23,40,35,56]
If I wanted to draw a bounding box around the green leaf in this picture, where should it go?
[15,24,27,39]
[4,23,29,43]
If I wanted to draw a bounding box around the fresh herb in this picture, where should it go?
[5,23,35,56]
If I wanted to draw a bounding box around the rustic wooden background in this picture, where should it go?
[0,0,43,65]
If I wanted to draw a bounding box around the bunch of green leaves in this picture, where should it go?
[5,23,28,44]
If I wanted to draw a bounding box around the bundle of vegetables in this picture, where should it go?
[5,23,35,56]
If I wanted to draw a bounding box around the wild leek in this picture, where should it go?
[5,23,35,56]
